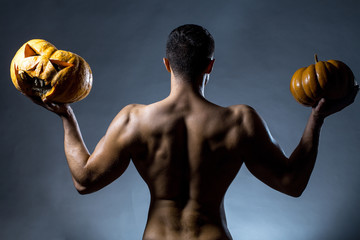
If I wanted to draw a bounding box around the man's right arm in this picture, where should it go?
[240,86,358,197]
[32,98,140,194]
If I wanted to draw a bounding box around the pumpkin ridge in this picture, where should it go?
[290,67,314,106]
[302,64,317,100]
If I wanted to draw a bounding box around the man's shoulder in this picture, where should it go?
[227,104,256,118]
[226,104,263,133]
[109,104,147,131]
[113,103,147,120]
[121,103,147,113]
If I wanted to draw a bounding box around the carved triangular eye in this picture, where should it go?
[50,59,74,72]
[24,44,40,58]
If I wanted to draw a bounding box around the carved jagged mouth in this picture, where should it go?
[18,70,52,94]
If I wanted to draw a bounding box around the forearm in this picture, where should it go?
[60,107,91,186]
[285,85,358,195]
[287,112,324,196]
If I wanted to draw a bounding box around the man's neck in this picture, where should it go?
[169,72,207,98]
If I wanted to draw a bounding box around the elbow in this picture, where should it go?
[286,188,304,198]
[71,169,101,195]
[73,179,97,195]
[76,186,93,195]
[281,176,306,198]
[279,185,304,198]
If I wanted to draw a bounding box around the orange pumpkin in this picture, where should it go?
[290,55,354,106]
[10,39,92,103]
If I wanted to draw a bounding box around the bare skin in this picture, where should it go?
[33,58,358,240]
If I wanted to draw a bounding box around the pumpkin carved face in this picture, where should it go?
[290,55,354,106]
[10,39,92,103]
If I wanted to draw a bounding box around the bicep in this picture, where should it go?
[80,107,136,191]
[87,132,131,181]
[242,107,291,193]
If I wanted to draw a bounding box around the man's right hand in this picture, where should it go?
[27,95,72,117]
[312,84,359,120]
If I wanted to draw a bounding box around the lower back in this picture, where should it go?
[143,199,233,240]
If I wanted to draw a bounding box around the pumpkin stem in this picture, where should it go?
[314,54,319,63]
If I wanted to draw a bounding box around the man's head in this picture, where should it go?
[165,24,215,80]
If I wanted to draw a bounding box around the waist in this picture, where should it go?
[143,199,232,240]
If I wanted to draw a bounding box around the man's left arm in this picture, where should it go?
[241,85,358,197]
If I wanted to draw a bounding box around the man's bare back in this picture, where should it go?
[32,24,357,240]
[127,88,249,239]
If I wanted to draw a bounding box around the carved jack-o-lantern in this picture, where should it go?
[290,55,354,106]
[10,39,92,103]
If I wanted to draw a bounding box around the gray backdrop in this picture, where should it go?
[1,0,360,239]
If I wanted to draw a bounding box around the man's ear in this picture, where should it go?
[163,58,171,73]
[204,59,215,74]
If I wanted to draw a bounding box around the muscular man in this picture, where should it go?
[34,24,358,240]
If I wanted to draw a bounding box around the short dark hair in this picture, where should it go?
[166,24,215,79]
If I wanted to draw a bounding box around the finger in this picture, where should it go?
[313,98,325,111]
[27,95,44,106]
[42,97,50,105]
